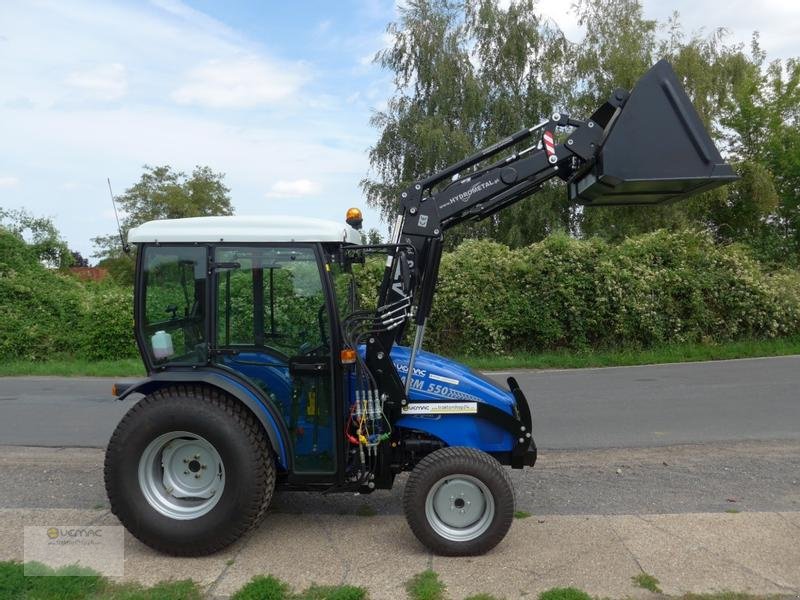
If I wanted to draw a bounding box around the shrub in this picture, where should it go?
[2,227,799,362]
[79,283,137,361]
[0,229,86,360]
[426,230,800,355]
[0,228,137,362]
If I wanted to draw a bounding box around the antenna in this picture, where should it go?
[107,178,130,254]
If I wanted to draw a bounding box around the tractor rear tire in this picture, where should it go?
[104,385,275,556]
[402,447,515,556]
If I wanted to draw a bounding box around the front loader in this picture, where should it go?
[105,60,736,556]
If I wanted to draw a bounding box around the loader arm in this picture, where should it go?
[353,107,620,412]
[349,59,737,414]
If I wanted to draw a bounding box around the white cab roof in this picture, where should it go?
[128,215,363,245]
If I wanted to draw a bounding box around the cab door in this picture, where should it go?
[211,244,337,476]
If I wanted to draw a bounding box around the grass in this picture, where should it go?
[4,337,799,378]
[0,358,145,377]
[725,508,741,514]
[632,572,663,593]
[1,562,367,600]
[514,510,533,519]
[0,562,784,600]
[538,589,593,600]
[230,574,367,600]
[406,570,447,600]
[230,575,291,600]
[0,561,201,600]
[299,584,367,600]
[459,337,800,371]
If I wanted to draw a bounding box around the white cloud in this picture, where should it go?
[65,63,128,101]
[0,176,20,188]
[0,0,387,257]
[266,179,321,198]
[149,0,237,39]
[171,56,308,108]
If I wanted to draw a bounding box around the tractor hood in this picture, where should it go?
[389,346,515,415]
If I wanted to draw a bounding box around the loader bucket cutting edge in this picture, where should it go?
[568,59,738,206]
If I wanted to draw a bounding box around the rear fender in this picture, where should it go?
[116,369,291,471]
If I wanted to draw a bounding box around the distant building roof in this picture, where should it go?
[70,267,109,281]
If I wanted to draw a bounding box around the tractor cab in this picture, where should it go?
[130,215,362,482]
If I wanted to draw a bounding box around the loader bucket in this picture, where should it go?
[568,59,737,206]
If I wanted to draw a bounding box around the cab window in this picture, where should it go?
[141,245,207,366]
[215,246,328,357]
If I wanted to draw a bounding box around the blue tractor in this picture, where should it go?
[105,61,735,556]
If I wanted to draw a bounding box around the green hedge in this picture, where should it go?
[427,231,800,354]
[0,229,137,362]
[2,227,799,362]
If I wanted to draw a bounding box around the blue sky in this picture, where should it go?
[1,0,798,259]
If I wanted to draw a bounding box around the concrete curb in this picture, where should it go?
[2,509,798,599]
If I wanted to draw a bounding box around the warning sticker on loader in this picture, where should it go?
[401,402,478,415]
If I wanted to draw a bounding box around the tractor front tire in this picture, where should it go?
[402,447,515,556]
[104,385,275,556]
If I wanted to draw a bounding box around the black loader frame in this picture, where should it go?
[355,59,736,437]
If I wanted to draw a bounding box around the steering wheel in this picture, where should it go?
[296,305,330,357]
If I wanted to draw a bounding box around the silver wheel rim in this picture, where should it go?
[137,431,225,520]
[424,474,495,542]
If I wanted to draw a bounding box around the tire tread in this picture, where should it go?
[402,446,515,556]
[104,384,276,556]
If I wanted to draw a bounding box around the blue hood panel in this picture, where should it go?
[388,346,515,414]
[387,346,516,452]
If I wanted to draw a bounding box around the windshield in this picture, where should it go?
[328,254,358,326]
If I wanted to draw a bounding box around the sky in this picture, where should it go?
[1,0,798,260]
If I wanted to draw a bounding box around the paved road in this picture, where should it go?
[494,354,800,449]
[3,441,797,515]
[0,355,798,449]
[0,356,798,516]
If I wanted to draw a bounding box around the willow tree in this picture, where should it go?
[365,0,796,256]
[362,0,573,247]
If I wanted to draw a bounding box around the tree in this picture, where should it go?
[362,0,573,248]
[70,251,89,268]
[362,228,383,245]
[570,2,775,241]
[0,208,72,268]
[93,165,233,282]
[366,0,797,255]
[716,42,800,262]
[115,165,232,225]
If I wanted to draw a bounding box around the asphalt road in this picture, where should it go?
[2,441,798,515]
[0,356,798,516]
[0,355,798,450]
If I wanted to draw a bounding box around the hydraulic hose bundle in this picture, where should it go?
[340,280,412,483]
